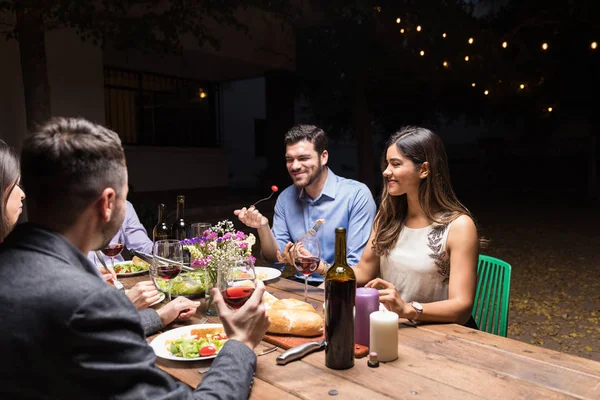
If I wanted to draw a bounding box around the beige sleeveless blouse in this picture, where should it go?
[379,221,452,303]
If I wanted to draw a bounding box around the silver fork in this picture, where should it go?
[305,219,325,237]
[95,251,125,292]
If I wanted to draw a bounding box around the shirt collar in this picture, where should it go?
[298,167,337,202]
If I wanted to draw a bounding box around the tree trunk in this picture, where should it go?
[353,77,375,193]
[16,7,51,132]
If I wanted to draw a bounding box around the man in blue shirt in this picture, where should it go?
[235,124,376,284]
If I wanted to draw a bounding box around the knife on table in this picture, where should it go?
[276,340,326,365]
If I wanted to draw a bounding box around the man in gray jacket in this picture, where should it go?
[0,117,270,399]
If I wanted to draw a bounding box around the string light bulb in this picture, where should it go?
[468,37,474,44]
[416,25,422,32]
[396,17,401,24]
[548,107,553,112]
[471,82,476,87]
[592,42,598,50]
[519,84,525,90]
[442,32,447,38]
[400,28,405,34]
[502,41,508,48]
[464,55,469,62]
[484,90,489,96]
[542,42,549,50]
[443,61,448,67]
[419,50,425,56]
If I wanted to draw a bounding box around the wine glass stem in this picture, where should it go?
[168,279,173,302]
[304,275,308,302]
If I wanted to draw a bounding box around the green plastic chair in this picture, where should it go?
[472,255,512,337]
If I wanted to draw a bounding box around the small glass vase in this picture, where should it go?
[204,264,230,316]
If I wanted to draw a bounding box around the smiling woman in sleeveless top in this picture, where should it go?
[0,140,26,243]
[351,126,481,327]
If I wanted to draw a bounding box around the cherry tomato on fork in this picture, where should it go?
[271,185,279,192]
[199,344,217,357]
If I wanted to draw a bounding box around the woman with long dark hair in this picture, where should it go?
[0,140,26,242]
[342,126,480,326]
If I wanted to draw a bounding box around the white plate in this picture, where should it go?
[113,260,149,277]
[124,289,165,307]
[149,323,224,361]
[254,266,281,283]
[230,266,281,283]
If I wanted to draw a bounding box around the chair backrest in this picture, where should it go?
[472,255,512,337]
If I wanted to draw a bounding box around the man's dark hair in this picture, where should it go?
[21,117,126,231]
[284,124,328,154]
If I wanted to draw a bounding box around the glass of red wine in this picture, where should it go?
[221,257,257,310]
[150,239,183,302]
[101,228,125,275]
[292,235,321,305]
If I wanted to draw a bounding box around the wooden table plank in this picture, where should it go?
[420,324,600,377]
[394,335,579,399]
[275,344,483,400]
[255,350,397,400]
[249,379,303,400]
[397,325,600,399]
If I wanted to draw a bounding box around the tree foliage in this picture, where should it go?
[1,0,294,52]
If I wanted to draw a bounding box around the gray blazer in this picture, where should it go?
[0,224,256,399]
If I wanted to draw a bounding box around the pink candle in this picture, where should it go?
[355,287,379,346]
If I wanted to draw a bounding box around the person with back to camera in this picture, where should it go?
[0,117,270,399]
[0,139,197,336]
[315,126,482,327]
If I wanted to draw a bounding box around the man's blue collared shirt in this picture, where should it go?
[271,168,377,282]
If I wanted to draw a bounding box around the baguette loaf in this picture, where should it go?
[266,298,324,337]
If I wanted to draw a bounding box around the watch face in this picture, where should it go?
[412,301,423,312]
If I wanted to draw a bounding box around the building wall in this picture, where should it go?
[124,146,228,192]
[0,38,27,152]
[45,29,106,124]
[222,77,267,188]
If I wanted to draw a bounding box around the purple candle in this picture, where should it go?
[355,287,379,347]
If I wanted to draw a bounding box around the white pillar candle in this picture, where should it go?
[369,311,399,362]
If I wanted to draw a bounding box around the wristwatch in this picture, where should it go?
[409,301,423,321]
[319,261,332,276]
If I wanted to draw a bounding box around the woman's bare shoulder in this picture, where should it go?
[448,214,478,243]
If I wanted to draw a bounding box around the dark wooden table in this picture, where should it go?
[122,273,600,400]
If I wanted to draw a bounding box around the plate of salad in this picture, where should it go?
[112,257,150,277]
[230,266,281,283]
[149,323,228,361]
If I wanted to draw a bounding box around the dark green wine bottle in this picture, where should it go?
[171,195,189,240]
[153,203,170,242]
[325,227,356,369]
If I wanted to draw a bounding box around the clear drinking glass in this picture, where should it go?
[191,222,211,238]
[221,257,257,310]
[292,236,321,305]
[150,239,183,302]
